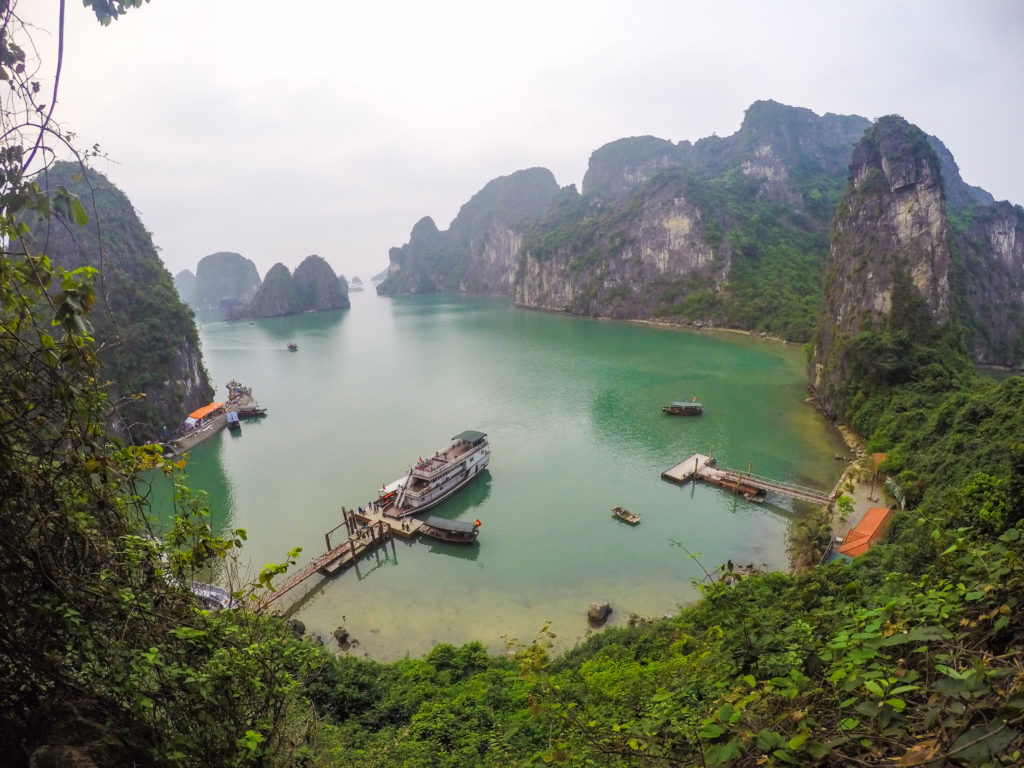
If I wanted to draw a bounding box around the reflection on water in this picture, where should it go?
[423,540,481,562]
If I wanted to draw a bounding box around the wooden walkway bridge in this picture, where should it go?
[256,507,411,612]
[662,453,833,506]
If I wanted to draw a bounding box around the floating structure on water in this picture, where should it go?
[165,380,264,455]
[662,453,831,506]
[377,430,490,518]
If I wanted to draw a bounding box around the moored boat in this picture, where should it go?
[377,430,490,518]
[612,506,640,524]
[419,516,480,544]
[226,411,241,431]
[662,398,702,416]
[236,406,267,419]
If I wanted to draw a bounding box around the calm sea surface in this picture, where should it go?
[150,292,846,660]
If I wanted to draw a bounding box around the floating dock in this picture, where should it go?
[165,380,263,456]
[663,453,833,506]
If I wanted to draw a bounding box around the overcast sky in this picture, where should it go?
[27,0,1024,281]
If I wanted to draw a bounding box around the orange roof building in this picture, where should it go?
[838,507,893,557]
[188,402,225,420]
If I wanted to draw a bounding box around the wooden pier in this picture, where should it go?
[662,453,833,506]
[255,506,425,612]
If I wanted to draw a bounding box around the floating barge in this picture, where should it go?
[662,453,831,506]
[164,381,263,455]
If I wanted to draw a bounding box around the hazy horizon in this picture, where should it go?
[26,1,1024,280]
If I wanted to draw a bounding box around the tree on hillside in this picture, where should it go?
[1,3,317,764]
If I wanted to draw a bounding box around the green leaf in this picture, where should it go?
[699,723,726,740]
[714,703,735,722]
[805,742,828,759]
[71,196,89,226]
[839,717,860,731]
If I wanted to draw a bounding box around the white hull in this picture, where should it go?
[379,431,490,518]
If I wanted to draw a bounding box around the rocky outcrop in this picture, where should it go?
[380,101,1022,354]
[244,263,300,317]
[377,168,560,295]
[956,201,1024,364]
[293,255,350,311]
[811,115,1024,418]
[174,269,197,305]
[192,251,262,316]
[241,257,349,318]
[811,116,956,418]
[517,172,731,319]
[23,162,213,443]
[587,601,612,625]
[379,101,871,340]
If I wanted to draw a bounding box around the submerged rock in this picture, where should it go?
[588,601,612,625]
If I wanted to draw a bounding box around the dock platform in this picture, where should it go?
[255,506,429,612]
[663,453,833,506]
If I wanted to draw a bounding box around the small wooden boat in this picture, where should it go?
[236,406,267,419]
[287,343,298,351]
[612,506,640,525]
[662,399,702,416]
[419,515,480,544]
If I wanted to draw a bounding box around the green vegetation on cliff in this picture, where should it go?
[24,162,212,443]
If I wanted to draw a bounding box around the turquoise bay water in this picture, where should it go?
[153,293,846,660]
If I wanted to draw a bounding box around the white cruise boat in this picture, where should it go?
[377,431,490,518]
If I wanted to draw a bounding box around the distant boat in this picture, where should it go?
[612,506,640,525]
[419,516,480,544]
[226,411,241,431]
[662,399,702,416]
[287,343,298,351]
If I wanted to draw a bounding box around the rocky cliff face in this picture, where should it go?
[812,116,1024,419]
[192,251,262,317]
[293,255,350,311]
[811,117,958,418]
[516,102,871,337]
[244,263,300,317]
[377,168,560,296]
[517,171,731,318]
[956,201,1024,364]
[379,101,871,340]
[24,162,213,443]
[174,269,197,305]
